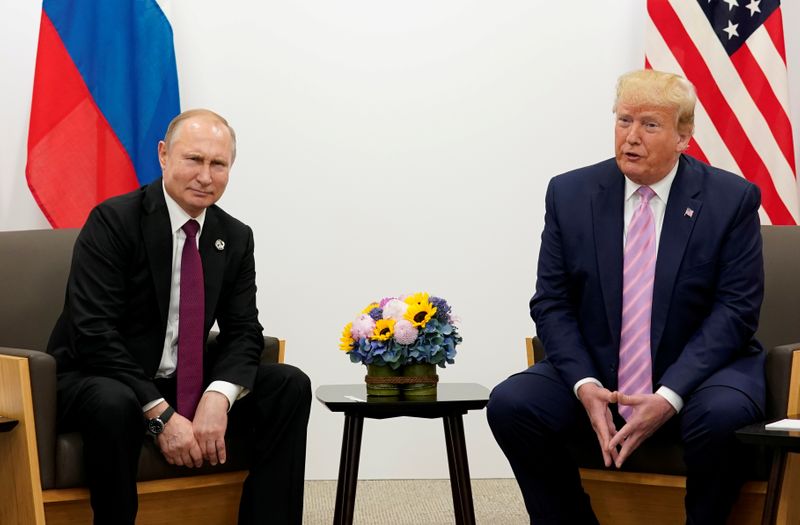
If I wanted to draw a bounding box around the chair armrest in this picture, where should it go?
[765,343,800,420]
[205,333,285,365]
[0,347,57,488]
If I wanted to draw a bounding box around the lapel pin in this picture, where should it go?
[684,207,694,218]
[215,239,225,251]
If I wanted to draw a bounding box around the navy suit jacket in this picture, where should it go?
[48,180,265,407]
[530,155,765,412]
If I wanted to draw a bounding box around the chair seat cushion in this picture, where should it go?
[51,430,254,489]
[565,431,770,481]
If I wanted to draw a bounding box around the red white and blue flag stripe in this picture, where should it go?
[26,0,179,228]
[646,0,798,225]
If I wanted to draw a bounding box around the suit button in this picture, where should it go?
[610,364,617,373]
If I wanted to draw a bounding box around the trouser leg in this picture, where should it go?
[232,363,312,525]
[487,365,599,525]
[680,385,761,525]
[57,374,144,525]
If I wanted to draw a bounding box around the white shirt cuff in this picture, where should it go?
[206,381,246,412]
[143,397,165,412]
[574,377,603,399]
[656,386,684,413]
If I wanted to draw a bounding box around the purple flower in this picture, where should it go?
[393,319,419,345]
[430,296,451,322]
[351,314,375,340]
[368,307,383,321]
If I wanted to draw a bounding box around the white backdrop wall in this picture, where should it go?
[3,1,800,480]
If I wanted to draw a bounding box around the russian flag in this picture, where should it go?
[26,0,180,228]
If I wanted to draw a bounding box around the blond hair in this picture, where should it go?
[163,108,237,161]
[613,70,696,134]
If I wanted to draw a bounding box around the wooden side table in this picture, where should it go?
[316,383,490,525]
[736,421,800,525]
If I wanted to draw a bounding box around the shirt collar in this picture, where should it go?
[624,159,679,204]
[163,181,206,235]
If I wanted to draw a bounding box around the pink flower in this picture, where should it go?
[382,299,408,320]
[393,320,418,345]
[379,296,396,307]
[351,314,375,340]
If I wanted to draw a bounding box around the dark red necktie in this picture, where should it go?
[177,219,204,419]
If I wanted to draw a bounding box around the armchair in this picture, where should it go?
[524,225,800,524]
[0,228,285,524]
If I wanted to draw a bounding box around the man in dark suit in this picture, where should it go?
[487,70,764,524]
[48,109,311,524]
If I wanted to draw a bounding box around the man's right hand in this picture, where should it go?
[156,411,204,468]
[577,382,619,468]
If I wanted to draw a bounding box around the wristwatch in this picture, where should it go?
[147,406,175,436]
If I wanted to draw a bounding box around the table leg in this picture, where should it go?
[443,413,475,525]
[762,448,787,525]
[333,413,364,525]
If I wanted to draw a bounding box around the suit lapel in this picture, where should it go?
[141,181,173,324]
[651,156,702,355]
[591,168,625,348]
[199,208,225,331]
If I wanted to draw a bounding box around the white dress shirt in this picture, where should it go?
[142,185,244,413]
[574,161,684,414]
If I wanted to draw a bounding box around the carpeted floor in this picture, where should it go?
[303,478,528,524]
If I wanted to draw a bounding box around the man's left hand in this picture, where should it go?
[608,392,675,468]
[192,391,230,466]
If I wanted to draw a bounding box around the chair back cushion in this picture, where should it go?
[0,229,79,352]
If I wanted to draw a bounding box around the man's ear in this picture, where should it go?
[157,141,167,170]
[676,126,693,153]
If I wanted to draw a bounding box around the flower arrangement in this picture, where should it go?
[339,292,462,369]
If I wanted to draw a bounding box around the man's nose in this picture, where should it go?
[197,163,213,184]
[626,124,642,144]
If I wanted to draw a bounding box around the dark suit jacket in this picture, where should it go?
[48,180,265,406]
[530,154,765,412]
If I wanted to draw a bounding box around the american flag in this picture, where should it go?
[646,0,797,225]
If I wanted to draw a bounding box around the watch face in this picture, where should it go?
[148,418,164,435]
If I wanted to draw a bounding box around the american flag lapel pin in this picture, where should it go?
[684,207,694,218]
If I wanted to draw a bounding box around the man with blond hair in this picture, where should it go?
[48,109,311,524]
[488,70,764,524]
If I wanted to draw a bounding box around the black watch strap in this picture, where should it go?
[159,406,175,425]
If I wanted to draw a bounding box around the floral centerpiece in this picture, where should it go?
[339,292,462,396]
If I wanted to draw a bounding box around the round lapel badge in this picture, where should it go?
[215,239,225,251]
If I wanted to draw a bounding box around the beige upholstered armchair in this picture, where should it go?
[525,225,800,525]
[0,228,284,524]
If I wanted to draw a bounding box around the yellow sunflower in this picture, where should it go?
[339,322,355,352]
[404,300,437,329]
[371,318,397,341]
[403,292,430,306]
[362,302,379,314]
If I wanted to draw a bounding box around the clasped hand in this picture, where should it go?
[151,392,230,468]
[577,384,675,468]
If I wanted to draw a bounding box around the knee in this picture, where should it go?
[256,364,311,406]
[80,377,142,436]
[681,387,759,448]
[487,379,525,437]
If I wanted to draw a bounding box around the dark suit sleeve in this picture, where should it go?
[67,205,161,405]
[211,226,264,390]
[658,183,763,397]
[530,178,601,387]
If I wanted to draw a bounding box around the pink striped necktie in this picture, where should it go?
[618,186,656,421]
[177,219,204,419]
